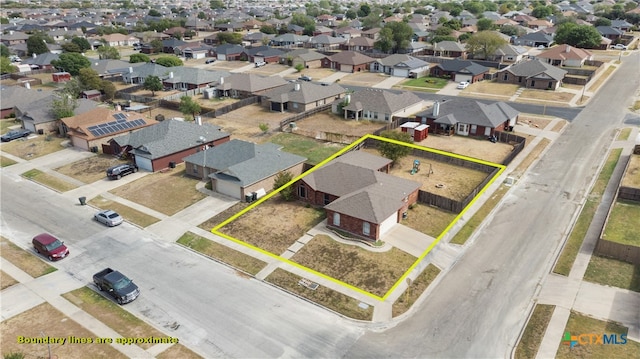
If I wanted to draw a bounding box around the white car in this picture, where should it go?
[457,81,470,89]
[94,210,124,227]
[611,44,628,50]
[255,61,266,67]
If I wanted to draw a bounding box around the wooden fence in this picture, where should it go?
[202,96,260,118]
[494,131,527,166]
[292,127,362,145]
[594,239,640,265]
[279,104,332,130]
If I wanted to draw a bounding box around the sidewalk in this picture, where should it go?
[534,126,640,358]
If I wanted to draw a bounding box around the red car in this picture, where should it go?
[32,233,69,261]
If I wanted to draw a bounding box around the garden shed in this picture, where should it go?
[400,121,429,142]
[52,72,71,83]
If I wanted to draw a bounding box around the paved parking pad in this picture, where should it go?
[383,225,436,257]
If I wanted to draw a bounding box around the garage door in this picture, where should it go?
[341,64,353,73]
[379,214,397,237]
[23,121,35,133]
[218,54,226,61]
[217,180,241,199]
[455,74,472,83]
[136,156,153,172]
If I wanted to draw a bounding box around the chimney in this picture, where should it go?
[25,82,31,89]
[220,77,224,84]
[345,93,351,104]
[195,116,202,125]
[433,101,440,116]
[169,72,174,78]
[64,27,68,31]
[294,83,300,91]
[9,30,14,35]
[129,66,133,73]
[565,45,570,53]
[33,53,37,58]
[115,105,121,111]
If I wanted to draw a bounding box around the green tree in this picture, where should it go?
[362,13,382,29]
[78,68,102,90]
[464,31,507,59]
[345,9,357,20]
[150,39,163,53]
[273,171,294,201]
[294,64,304,72]
[463,1,485,15]
[61,42,82,53]
[101,80,116,101]
[148,9,162,17]
[531,6,553,19]
[51,92,78,119]
[143,75,163,96]
[593,17,612,27]
[210,0,225,9]
[554,23,601,48]
[0,17,9,25]
[374,21,413,53]
[0,44,10,57]
[179,96,201,118]
[217,32,243,44]
[155,56,183,67]
[500,25,524,37]
[97,45,120,59]
[358,3,371,17]
[260,25,277,34]
[0,57,17,74]
[184,29,195,39]
[26,33,50,55]
[476,18,495,31]
[61,78,82,98]
[51,52,91,75]
[377,130,413,166]
[71,37,91,51]
[129,53,150,63]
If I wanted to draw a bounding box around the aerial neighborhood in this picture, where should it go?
[1,0,639,357]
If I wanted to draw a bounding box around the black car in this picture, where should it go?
[1,129,31,142]
[205,58,216,64]
[106,163,138,180]
[298,75,312,82]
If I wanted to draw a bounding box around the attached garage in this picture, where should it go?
[340,64,353,73]
[215,176,242,199]
[135,156,153,172]
[455,74,472,83]
[379,213,398,238]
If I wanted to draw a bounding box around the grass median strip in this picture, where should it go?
[21,168,78,192]
[62,287,168,350]
[1,155,17,167]
[392,264,441,317]
[89,195,160,228]
[0,236,57,277]
[553,148,622,276]
[266,268,373,321]
[515,304,555,359]
[177,231,267,275]
[0,270,19,290]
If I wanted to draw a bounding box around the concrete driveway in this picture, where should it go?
[383,224,435,257]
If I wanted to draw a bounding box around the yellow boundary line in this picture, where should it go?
[212,134,506,301]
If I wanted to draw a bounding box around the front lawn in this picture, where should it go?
[21,168,78,192]
[0,236,57,278]
[0,134,66,159]
[55,155,127,184]
[602,200,640,246]
[399,76,449,89]
[88,195,160,228]
[269,132,344,166]
[584,255,640,292]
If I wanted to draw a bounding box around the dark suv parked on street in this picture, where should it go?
[106,163,138,180]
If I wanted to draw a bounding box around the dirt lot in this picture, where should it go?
[0,134,67,159]
[218,198,326,255]
[246,63,291,76]
[55,155,127,184]
[415,134,514,164]
[204,104,290,142]
[621,155,640,188]
[339,72,389,87]
[209,60,251,71]
[283,68,337,81]
[0,303,127,359]
[294,111,386,137]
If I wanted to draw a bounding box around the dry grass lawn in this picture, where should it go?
[0,236,57,278]
[294,111,384,138]
[209,60,252,70]
[518,89,575,103]
[401,203,457,237]
[392,264,441,317]
[515,304,555,359]
[0,134,67,159]
[339,72,389,87]
[266,268,373,320]
[416,134,514,164]
[290,234,416,297]
[0,270,19,290]
[109,166,205,216]
[55,155,128,184]
[587,65,616,93]
[62,287,167,350]
[465,81,520,97]
[0,303,127,359]
[246,63,291,75]
[156,343,203,359]
[365,148,489,201]
[199,202,249,231]
[218,198,326,255]
[621,155,640,188]
[206,104,289,142]
[284,68,336,81]
[88,195,160,228]
[22,168,78,192]
[517,116,552,131]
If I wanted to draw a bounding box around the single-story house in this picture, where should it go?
[513,31,554,47]
[430,59,489,83]
[213,44,245,61]
[371,54,430,78]
[496,59,567,90]
[596,26,624,41]
[343,36,375,52]
[270,34,309,48]
[214,73,289,98]
[415,99,519,137]
[260,81,346,113]
[99,33,138,47]
[295,150,421,241]
[337,88,424,122]
[60,108,157,151]
[431,41,468,58]
[17,95,98,134]
[108,119,230,172]
[537,44,593,67]
[0,85,51,119]
[20,53,60,70]
[242,46,284,64]
[81,89,102,101]
[162,67,229,90]
[183,139,307,200]
[321,51,375,73]
[278,49,325,68]
[162,38,188,54]
[307,35,346,50]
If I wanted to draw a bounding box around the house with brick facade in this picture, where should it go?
[107,119,230,172]
[214,73,288,98]
[295,151,421,241]
[536,44,593,67]
[430,59,489,83]
[321,51,375,73]
[337,88,424,122]
[496,59,567,90]
[415,99,519,137]
[261,81,346,113]
[183,139,306,200]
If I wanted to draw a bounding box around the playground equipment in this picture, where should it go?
[411,160,420,175]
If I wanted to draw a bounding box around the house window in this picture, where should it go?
[385,114,390,121]
[293,103,298,109]
[299,185,307,199]
[518,76,522,83]
[531,80,535,87]
[471,124,477,134]
[333,213,340,226]
[374,112,378,119]
[193,166,198,175]
[363,222,370,236]
[548,81,553,89]
[323,193,330,205]
[503,74,508,81]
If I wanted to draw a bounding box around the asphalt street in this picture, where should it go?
[0,178,364,358]
[344,52,640,358]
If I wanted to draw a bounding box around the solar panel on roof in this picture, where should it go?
[88,125,98,131]
[90,129,100,136]
[108,121,118,126]
[117,118,126,123]
[116,124,125,131]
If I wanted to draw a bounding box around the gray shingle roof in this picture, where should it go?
[418,99,519,128]
[1,86,51,110]
[376,54,428,69]
[218,73,288,93]
[16,95,98,125]
[327,50,375,65]
[113,120,229,160]
[501,59,567,81]
[184,139,307,186]
[342,89,423,115]
[261,82,345,105]
[436,59,489,76]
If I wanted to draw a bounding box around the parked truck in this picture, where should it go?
[93,268,140,304]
